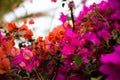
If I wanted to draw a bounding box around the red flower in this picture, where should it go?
[29,19,34,24]
[0,58,10,74]
[7,22,18,32]
[23,29,33,39]
[20,24,28,31]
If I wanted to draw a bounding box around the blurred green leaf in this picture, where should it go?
[117,37,120,44]
[67,16,72,20]
[74,55,83,67]
[90,76,103,80]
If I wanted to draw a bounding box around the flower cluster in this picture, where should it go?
[100,45,120,80]
[0,0,120,80]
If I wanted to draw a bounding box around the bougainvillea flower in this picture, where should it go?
[47,32,56,43]
[51,0,57,3]
[23,19,27,24]
[47,25,65,43]
[100,45,120,64]
[71,38,85,47]
[0,58,10,74]
[22,48,33,60]
[61,44,76,56]
[7,22,18,32]
[29,19,34,24]
[78,48,91,63]
[12,47,40,71]
[0,37,15,57]
[0,31,2,38]
[59,12,68,24]
[114,21,120,30]
[97,29,111,40]
[23,29,33,39]
[20,24,28,31]
[64,29,78,41]
[99,64,120,80]
[84,32,100,45]
[10,47,20,57]
[100,53,120,65]
[100,45,120,80]
[19,61,26,68]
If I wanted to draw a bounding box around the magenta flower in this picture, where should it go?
[0,31,2,38]
[12,47,40,71]
[99,45,120,80]
[70,73,86,80]
[114,21,120,30]
[99,64,120,80]
[97,29,111,40]
[71,38,86,47]
[59,12,68,24]
[51,0,57,3]
[78,48,92,63]
[61,44,76,56]
[100,45,120,64]
[84,32,100,45]
[56,72,65,80]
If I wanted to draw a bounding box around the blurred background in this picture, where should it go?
[0,0,107,38]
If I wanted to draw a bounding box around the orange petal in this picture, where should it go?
[29,19,34,24]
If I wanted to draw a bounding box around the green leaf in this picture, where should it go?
[113,34,118,40]
[91,77,98,80]
[67,16,72,20]
[41,72,48,79]
[74,55,83,67]
[18,77,23,80]
[117,37,120,44]
[18,43,23,48]
[90,76,103,80]
[92,59,96,63]
[67,69,74,77]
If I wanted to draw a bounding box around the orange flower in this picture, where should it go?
[81,20,91,27]
[0,58,10,74]
[24,19,27,24]
[0,37,15,57]
[36,37,43,42]
[47,32,56,43]
[0,47,6,57]
[10,47,20,57]
[32,37,50,61]
[88,27,94,32]
[20,24,28,31]
[78,29,84,33]
[32,49,37,55]
[64,21,72,28]
[55,25,65,40]
[47,25,65,43]
[7,22,18,32]
[23,29,33,39]
[29,19,34,24]
[3,38,15,52]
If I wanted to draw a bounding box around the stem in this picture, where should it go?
[49,59,60,80]
[69,2,75,31]
[51,51,61,80]
[34,69,43,80]
[49,65,56,80]
[52,60,60,80]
